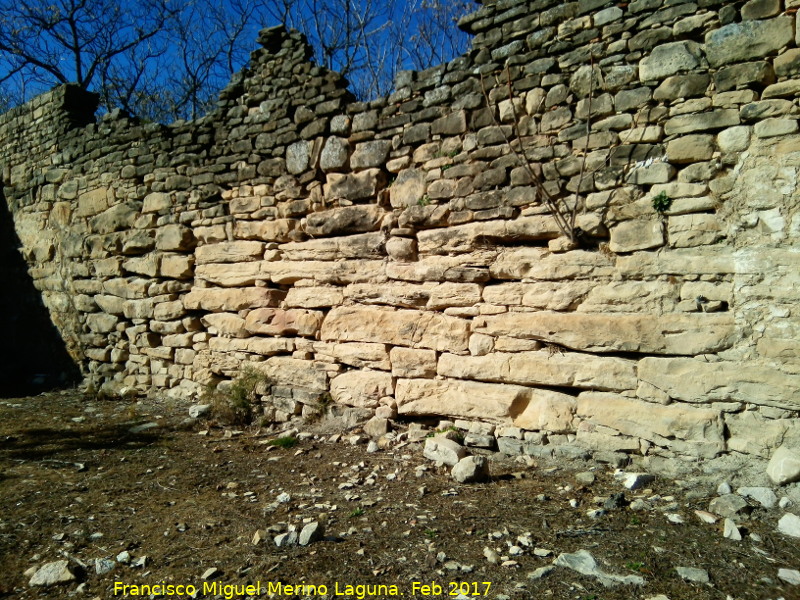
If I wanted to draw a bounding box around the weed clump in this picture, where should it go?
[206,365,270,426]
[267,436,299,449]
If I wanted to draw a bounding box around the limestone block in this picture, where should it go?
[321,306,469,352]
[653,74,710,100]
[740,99,800,121]
[577,393,725,458]
[625,162,675,184]
[390,347,437,378]
[160,254,194,279]
[666,135,714,163]
[473,312,736,355]
[664,110,740,135]
[577,280,675,313]
[330,371,394,408]
[90,202,139,233]
[705,17,795,67]
[417,216,561,255]
[754,118,799,138]
[323,169,385,201]
[156,224,195,251]
[639,41,705,81]
[668,214,723,247]
[490,249,615,281]
[200,313,249,338]
[424,437,467,466]
[763,80,800,99]
[638,358,800,410]
[350,140,392,169]
[344,282,430,308]
[304,205,385,237]
[123,254,160,277]
[741,0,781,20]
[320,137,350,172]
[616,248,735,277]
[261,259,385,285]
[427,283,481,309]
[774,49,800,78]
[386,237,418,261]
[235,219,299,242]
[195,262,261,287]
[244,308,323,337]
[437,351,637,392]
[286,141,310,174]
[767,446,800,485]
[95,295,126,315]
[389,168,427,208]
[154,301,185,321]
[143,192,171,212]
[195,241,265,264]
[513,389,577,433]
[86,313,119,333]
[209,336,293,356]
[76,187,110,217]
[396,378,530,423]
[252,357,328,390]
[483,281,593,310]
[609,220,664,253]
[281,233,384,261]
[102,278,149,299]
[284,286,344,308]
[717,126,751,153]
[313,341,391,370]
[183,287,284,311]
[123,298,155,319]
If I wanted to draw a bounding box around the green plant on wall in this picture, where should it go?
[652,191,672,213]
[206,365,270,426]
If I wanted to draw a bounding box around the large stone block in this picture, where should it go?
[195,262,261,287]
[350,140,392,169]
[390,347,437,378]
[313,342,391,370]
[183,287,284,311]
[261,259,385,285]
[330,371,394,408]
[321,306,470,352]
[668,214,723,247]
[577,393,725,458]
[244,308,323,337]
[638,358,800,410]
[396,378,529,423]
[639,41,705,81]
[304,205,386,237]
[490,249,615,280]
[609,220,665,253]
[195,241,265,264]
[437,351,637,392]
[252,357,329,390]
[209,336,293,356]
[512,389,577,433]
[323,169,385,200]
[705,17,795,67]
[482,281,593,310]
[417,216,561,255]
[200,313,249,337]
[473,312,736,355]
[389,168,426,208]
[156,224,195,251]
[281,233,384,261]
[284,286,344,308]
[90,202,139,233]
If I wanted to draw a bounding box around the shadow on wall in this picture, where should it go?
[0,189,81,397]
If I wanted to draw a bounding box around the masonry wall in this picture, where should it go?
[1,0,799,462]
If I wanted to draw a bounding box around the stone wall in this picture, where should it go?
[1,0,799,462]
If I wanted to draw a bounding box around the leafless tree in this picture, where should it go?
[0,0,472,120]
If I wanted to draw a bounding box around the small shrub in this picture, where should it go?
[417,195,430,207]
[207,365,270,426]
[652,190,672,213]
[349,508,365,518]
[267,436,298,449]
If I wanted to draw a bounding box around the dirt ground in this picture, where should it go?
[1,390,799,600]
